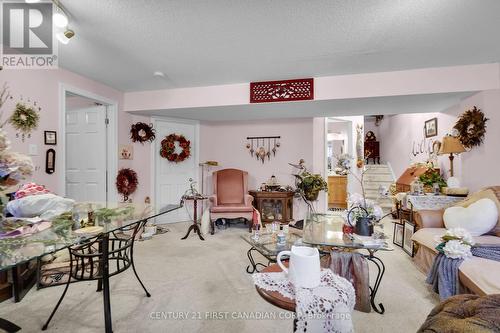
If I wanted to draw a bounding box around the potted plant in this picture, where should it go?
[290,159,328,212]
[419,168,447,193]
[294,171,328,201]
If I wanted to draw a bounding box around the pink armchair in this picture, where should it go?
[209,168,254,234]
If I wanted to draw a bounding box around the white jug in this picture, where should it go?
[277,246,321,288]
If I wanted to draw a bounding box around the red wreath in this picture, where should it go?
[160,133,191,163]
[116,168,138,201]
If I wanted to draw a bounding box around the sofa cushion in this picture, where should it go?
[210,204,253,213]
[459,257,500,295]
[454,188,500,236]
[443,198,499,236]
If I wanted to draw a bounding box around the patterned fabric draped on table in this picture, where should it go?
[327,251,371,313]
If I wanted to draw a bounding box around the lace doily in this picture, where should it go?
[253,269,355,333]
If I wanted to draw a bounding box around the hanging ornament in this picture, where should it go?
[246,136,281,164]
[9,102,40,141]
[250,139,254,157]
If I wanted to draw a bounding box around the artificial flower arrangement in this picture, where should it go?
[347,193,384,221]
[333,154,384,234]
[435,228,475,259]
[333,153,352,175]
[0,83,35,212]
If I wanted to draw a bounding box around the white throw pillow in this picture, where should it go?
[443,198,499,236]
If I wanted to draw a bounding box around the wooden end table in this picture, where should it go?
[255,264,295,311]
[181,195,207,241]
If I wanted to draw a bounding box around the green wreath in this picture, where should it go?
[453,106,488,149]
[9,103,39,133]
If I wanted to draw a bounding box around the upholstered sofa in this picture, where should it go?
[412,186,500,295]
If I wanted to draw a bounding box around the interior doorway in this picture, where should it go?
[59,86,118,203]
[152,117,199,223]
[65,97,107,202]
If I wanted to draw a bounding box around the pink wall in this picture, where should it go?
[124,64,500,112]
[378,90,500,191]
[0,68,149,202]
[378,112,456,179]
[445,90,500,191]
[200,118,314,219]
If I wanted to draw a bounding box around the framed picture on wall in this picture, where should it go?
[403,220,416,256]
[424,118,438,138]
[393,222,404,247]
[44,131,57,145]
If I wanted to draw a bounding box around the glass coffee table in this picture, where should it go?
[241,232,301,274]
[302,213,393,314]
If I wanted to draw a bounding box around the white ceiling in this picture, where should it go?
[129,92,473,121]
[60,0,500,92]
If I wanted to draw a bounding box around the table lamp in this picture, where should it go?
[438,136,466,177]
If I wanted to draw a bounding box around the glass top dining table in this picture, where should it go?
[0,202,181,270]
[301,213,393,251]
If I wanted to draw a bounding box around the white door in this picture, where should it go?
[154,119,198,223]
[65,106,107,202]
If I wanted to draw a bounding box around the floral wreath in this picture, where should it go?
[160,133,191,163]
[9,102,40,134]
[116,168,138,201]
[130,122,155,144]
[453,106,488,149]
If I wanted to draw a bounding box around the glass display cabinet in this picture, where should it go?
[248,190,294,224]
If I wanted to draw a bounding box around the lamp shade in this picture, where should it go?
[438,136,466,155]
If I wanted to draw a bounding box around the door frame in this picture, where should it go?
[324,117,354,211]
[58,83,118,203]
[150,116,200,217]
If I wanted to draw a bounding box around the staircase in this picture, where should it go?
[362,164,395,210]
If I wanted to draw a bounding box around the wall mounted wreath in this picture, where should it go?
[453,106,488,149]
[9,102,40,139]
[116,168,138,201]
[160,133,191,163]
[130,122,155,143]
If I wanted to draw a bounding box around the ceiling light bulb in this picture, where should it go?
[153,71,165,77]
[56,29,75,45]
[53,11,68,28]
[25,0,41,3]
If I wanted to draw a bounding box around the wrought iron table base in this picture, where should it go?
[245,246,387,314]
[365,251,386,314]
[245,247,273,274]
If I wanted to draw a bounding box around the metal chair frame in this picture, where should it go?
[42,219,149,330]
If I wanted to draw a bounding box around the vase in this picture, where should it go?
[354,217,374,236]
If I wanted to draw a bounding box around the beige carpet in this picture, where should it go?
[0,219,439,332]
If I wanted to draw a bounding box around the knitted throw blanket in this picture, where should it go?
[426,246,500,300]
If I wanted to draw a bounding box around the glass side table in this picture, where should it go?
[240,232,301,274]
[302,213,393,314]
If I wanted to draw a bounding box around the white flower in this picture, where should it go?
[372,205,383,220]
[444,228,475,246]
[0,151,33,180]
[443,240,472,259]
[0,129,10,153]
